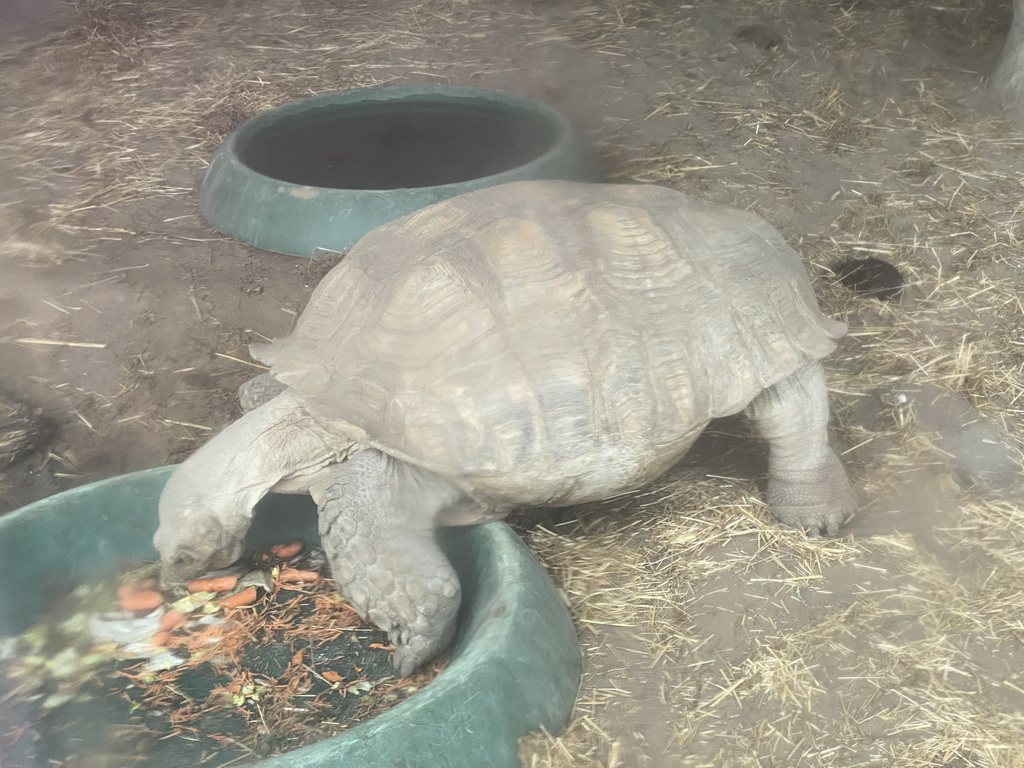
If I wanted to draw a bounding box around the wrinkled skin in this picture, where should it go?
[155,181,857,675]
[157,376,481,675]
[157,362,854,675]
[154,497,247,584]
[745,362,856,537]
[155,386,356,583]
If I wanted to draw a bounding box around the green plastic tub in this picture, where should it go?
[199,85,603,257]
[0,467,581,767]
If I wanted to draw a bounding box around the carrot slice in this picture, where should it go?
[270,541,304,559]
[186,575,239,593]
[119,589,164,612]
[151,630,172,647]
[116,578,158,602]
[115,584,137,603]
[217,585,260,608]
[159,609,187,631]
[278,568,321,584]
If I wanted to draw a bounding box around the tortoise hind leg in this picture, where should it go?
[313,449,470,676]
[745,361,856,536]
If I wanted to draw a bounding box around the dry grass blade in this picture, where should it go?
[3,0,1023,766]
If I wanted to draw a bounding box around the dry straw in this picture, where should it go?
[3,0,1023,765]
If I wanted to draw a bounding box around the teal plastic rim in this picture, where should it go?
[198,85,603,258]
[0,467,581,767]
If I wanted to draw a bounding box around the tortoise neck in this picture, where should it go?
[202,390,352,514]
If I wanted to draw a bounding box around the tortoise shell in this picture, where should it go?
[252,181,844,505]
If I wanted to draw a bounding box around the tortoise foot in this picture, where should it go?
[768,451,856,537]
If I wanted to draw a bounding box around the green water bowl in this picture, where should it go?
[0,467,581,767]
[199,85,603,258]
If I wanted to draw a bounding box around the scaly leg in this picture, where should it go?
[236,374,464,669]
[745,362,855,536]
[313,449,484,676]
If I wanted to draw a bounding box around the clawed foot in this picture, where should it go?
[379,595,459,678]
[768,451,856,537]
[335,546,461,677]
[309,449,472,675]
[318,485,462,676]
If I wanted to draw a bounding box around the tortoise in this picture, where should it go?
[155,180,855,675]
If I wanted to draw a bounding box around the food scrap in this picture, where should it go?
[2,542,444,767]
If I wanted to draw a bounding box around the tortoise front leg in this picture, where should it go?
[313,449,471,676]
[237,376,466,671]
[745,361,856,536]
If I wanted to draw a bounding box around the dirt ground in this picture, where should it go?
[2,0,1023,766]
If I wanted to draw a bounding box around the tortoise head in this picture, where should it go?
[154,464,249,584]
[152,388,340,584]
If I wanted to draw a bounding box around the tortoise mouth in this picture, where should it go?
[237,102,560,190]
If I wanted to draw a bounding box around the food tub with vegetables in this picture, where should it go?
[0,466,581,768]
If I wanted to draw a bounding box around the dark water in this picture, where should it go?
[20,589,408,767]
[239,105,557,189]
[31,636,398,767]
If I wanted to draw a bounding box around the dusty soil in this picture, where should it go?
[2,0,1023,766]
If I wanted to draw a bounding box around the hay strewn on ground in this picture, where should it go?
[2,0,1023,765]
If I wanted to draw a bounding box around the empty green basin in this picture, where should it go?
[199,85,603,257]
[0,466,581,767]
